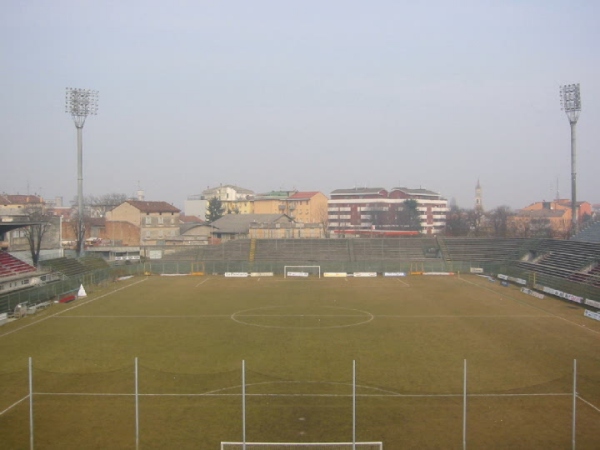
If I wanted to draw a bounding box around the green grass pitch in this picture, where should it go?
[1,274,600,449]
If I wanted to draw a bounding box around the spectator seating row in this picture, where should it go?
[40,257,90,277]
[254,239,350,262]
[0,252,37,278]
[515,239,600,285]
[439,238,533,263]
[350,238,438,262]
[572,220,600,244]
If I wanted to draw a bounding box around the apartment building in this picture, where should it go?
[328,187,448,235]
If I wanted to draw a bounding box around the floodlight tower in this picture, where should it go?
[65,88,98,256]
[560,84,582,236]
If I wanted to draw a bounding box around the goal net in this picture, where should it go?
[221,443,383,449]
[284,266,321,278]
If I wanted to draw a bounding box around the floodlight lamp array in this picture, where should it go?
[560,84,581,112]
[65,87,99,118]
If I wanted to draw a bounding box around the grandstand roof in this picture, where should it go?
[125,201,180,213]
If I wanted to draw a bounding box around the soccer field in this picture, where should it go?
[1,274,600,449]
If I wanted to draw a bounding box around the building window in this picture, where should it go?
[145,216,152,225]
[158,216,164,224]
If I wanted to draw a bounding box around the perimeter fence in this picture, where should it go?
[0,266,124,316]
[3,257,599,316]
[1,358,599,449]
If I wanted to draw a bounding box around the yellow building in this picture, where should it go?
[253,191,328,224]
[222,199,255,214]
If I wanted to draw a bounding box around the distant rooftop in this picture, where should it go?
[391,187,441,197]
[330,188,386,196]
[125,201,180,214]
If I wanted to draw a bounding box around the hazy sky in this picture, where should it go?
[1,0,598,211]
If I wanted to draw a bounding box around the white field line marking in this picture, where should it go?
[0,278,148,339]
[238,314,368,317]
[578,395,600,414]
[30,391,572,399]
[52,314,550,320]
[396,278,410,287]
[0,395,29,416]
[55,315,231,319]
[195,278,210,288]
[374,315,551,318]
[457,276,600,337]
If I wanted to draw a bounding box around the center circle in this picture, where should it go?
[231,305,374,329]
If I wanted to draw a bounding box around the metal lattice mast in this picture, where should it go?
[559,84,582,236]
[65,88,98,256]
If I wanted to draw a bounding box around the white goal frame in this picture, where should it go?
[284,265,321,278]
[221,442,383,449]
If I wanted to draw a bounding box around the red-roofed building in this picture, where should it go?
[0,195,44,217]
[105,201,181,246]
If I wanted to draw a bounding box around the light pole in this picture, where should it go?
[65,88,98,256]
[559,84,582,236]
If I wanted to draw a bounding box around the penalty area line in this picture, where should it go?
[195,278,210,288]
[578,395,600,414]
[0,395,29,417]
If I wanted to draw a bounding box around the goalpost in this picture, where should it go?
[220,443,383,449]
[222,361,383,450]
[284,266,321,278]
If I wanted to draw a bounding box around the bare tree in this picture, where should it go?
[86,193,128,217]
[23,206,53,265]
[466,208,485,236]
[488,206,513,238]
[445,205,470,236]
[315,203,330,238]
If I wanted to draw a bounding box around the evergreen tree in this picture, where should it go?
[205,197,225,223]
[396,199,422,232]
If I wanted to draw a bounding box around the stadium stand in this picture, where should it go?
[350,238,438,262]
[254,239,350,262]
[572,220,600,243]
[515,239,600,283]
[40,257,90,277]
[439,238,533,263]
[0,252,37,277]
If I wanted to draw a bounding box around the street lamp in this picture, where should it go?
[560,84,582,236]
[65,88,98,256]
